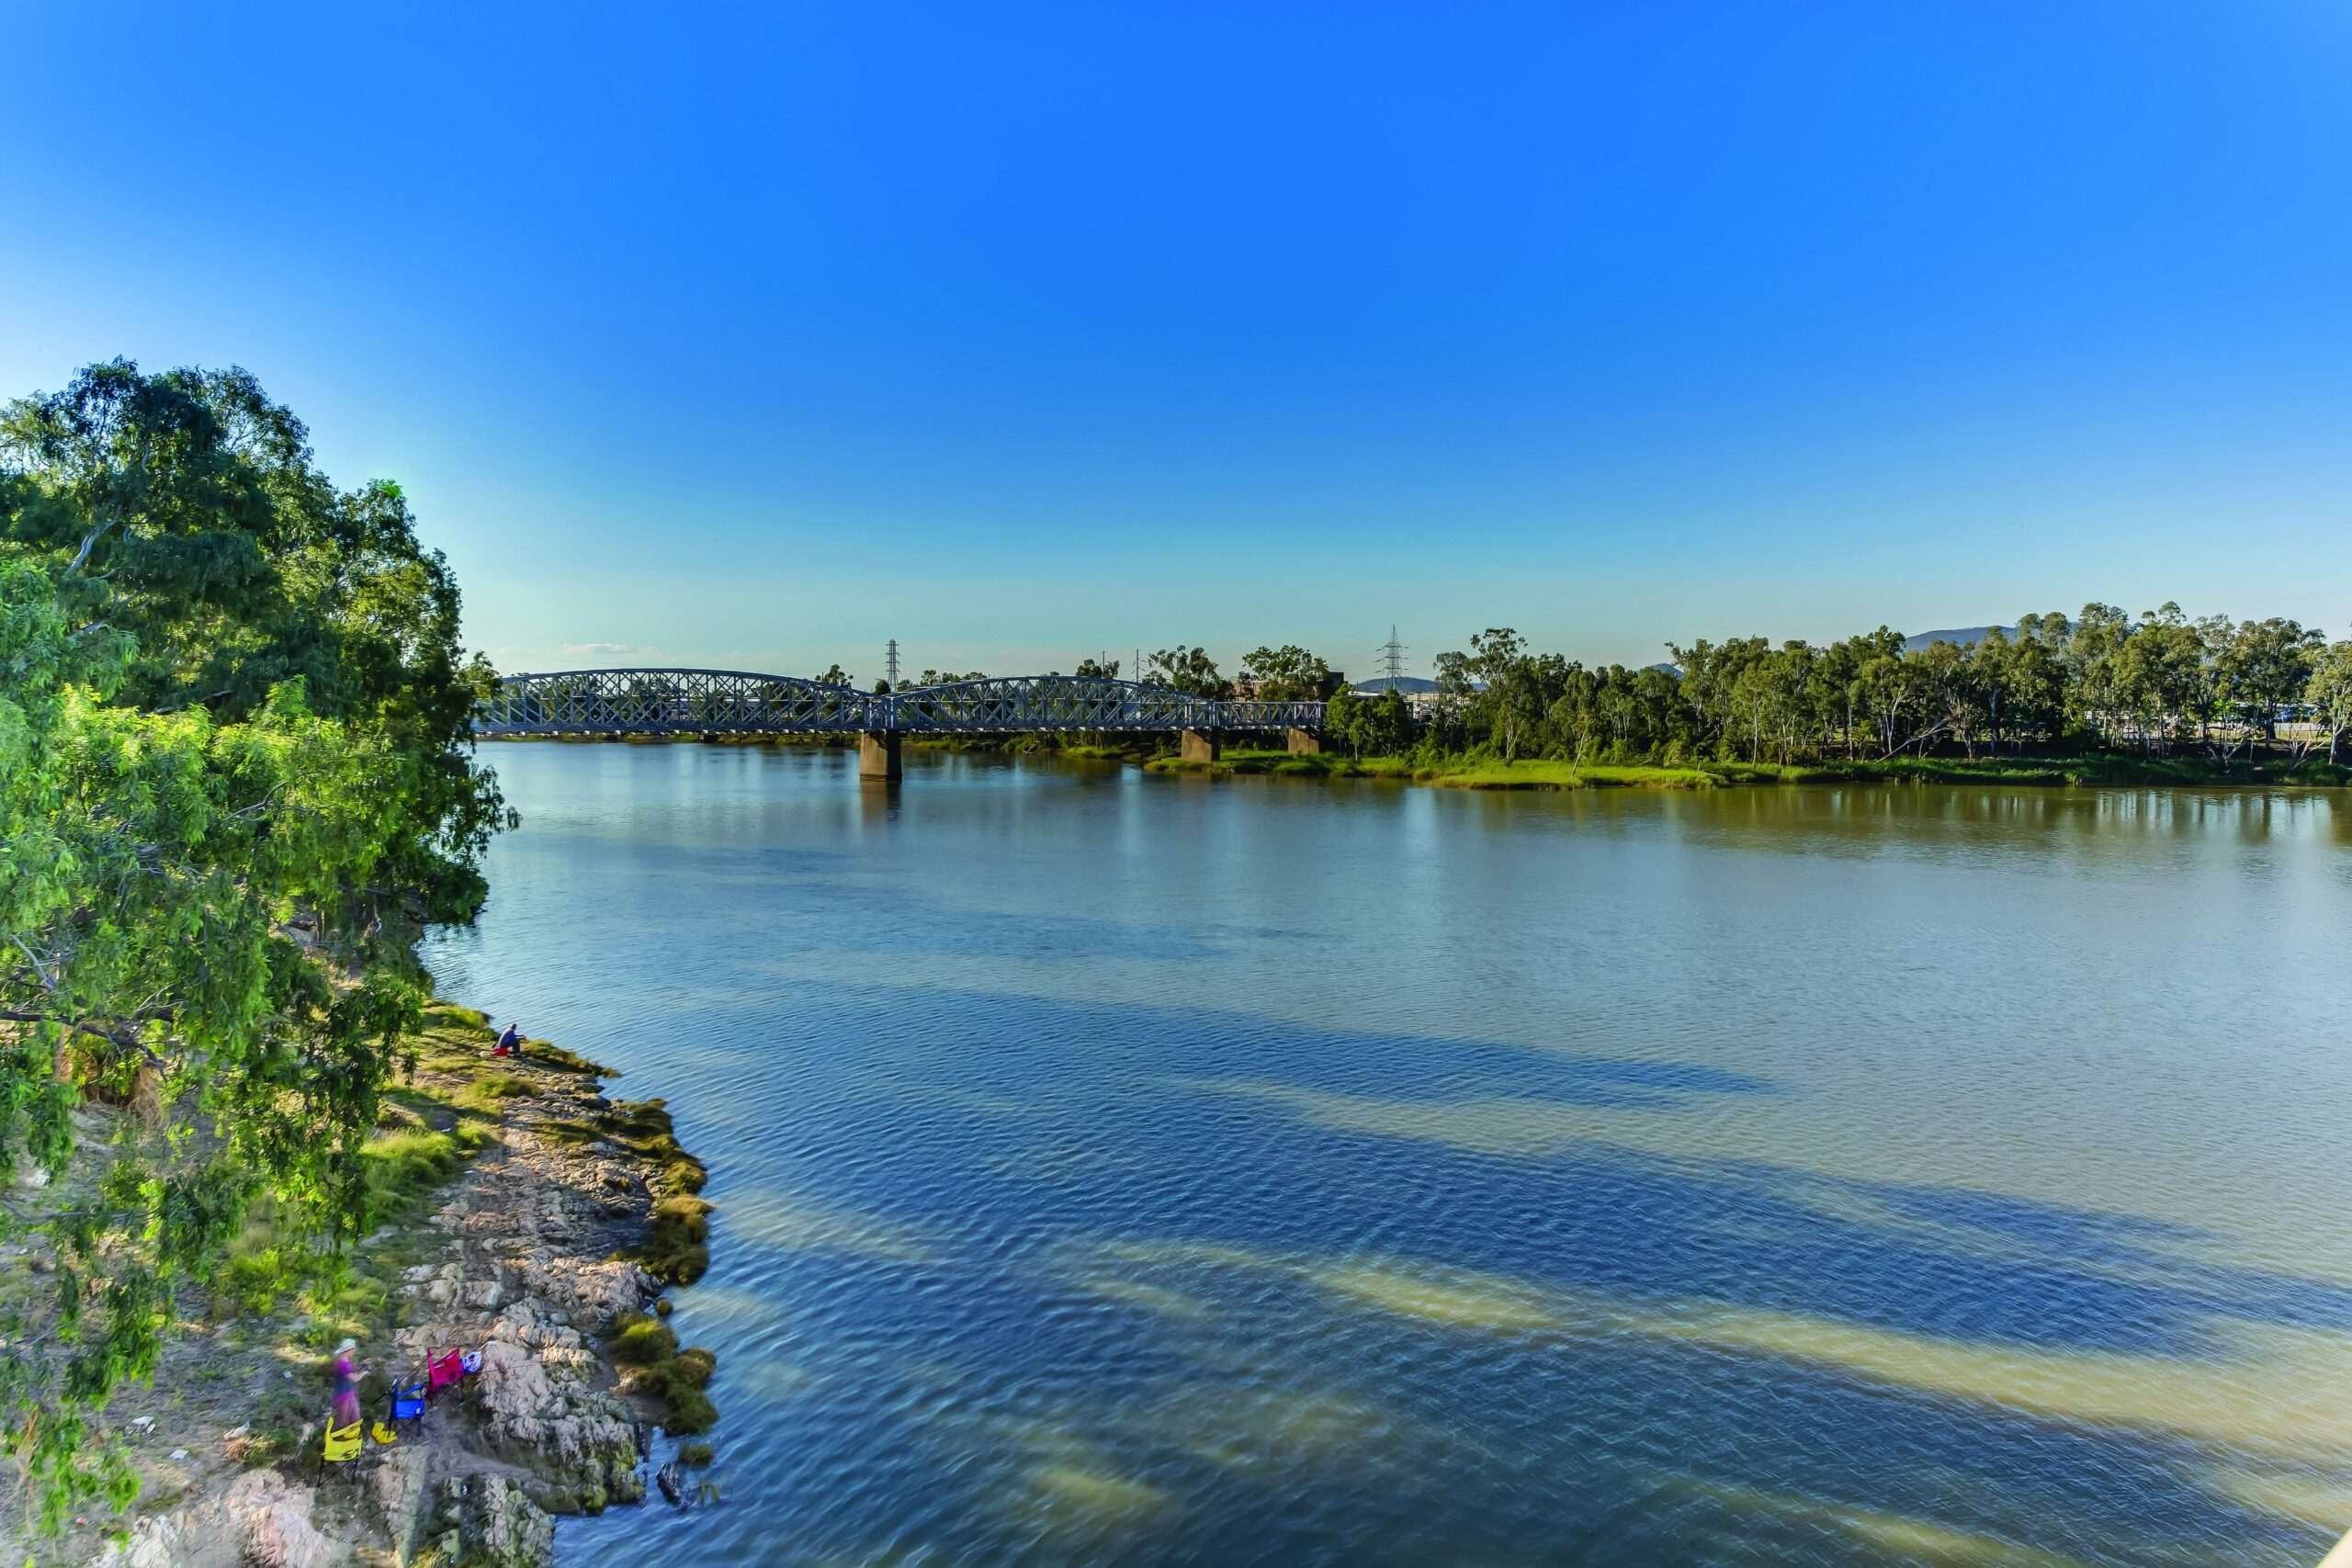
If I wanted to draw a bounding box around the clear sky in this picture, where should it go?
[5,2,2348,682]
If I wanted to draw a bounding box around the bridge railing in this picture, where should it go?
[888,676,1219,734]
[473,669,1326,737]
[1221,699,1327,728]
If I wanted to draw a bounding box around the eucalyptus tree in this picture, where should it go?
[2217,617,2324,758]
[2107,606,2205,753]
[1373,688,1416,753]
[1321,684,1364,756]
[1668,636,1770,758]
[1854,650,1924,757]
[1236,645,1330,701]
[1546,664,1600,768]
[2309,641,2352,766]
[2064,604,2133,745]
[0,361,504,1537]
[1435,628,1550,761]
[1722,642,1818,762]
[1975,624,2065,755]
[1147,646,1225,697]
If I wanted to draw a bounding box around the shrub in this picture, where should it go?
[607,1314,719,1435]
[609,1314,678,1366]
[643,1195,713,1285]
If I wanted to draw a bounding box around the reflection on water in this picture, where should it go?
[421,743,2352,1566]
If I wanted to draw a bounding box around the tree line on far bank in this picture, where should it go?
[1344,612,2352,770]
[812,612,2352,771]
[831,615,2349,771]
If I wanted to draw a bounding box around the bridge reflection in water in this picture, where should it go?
[471,668,1327,777]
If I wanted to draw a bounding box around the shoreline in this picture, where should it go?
[22,1005,716,1568]
[1148,750,2349,789]
[477,733,2349,790]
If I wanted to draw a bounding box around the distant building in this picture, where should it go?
[1349,674,1465,714]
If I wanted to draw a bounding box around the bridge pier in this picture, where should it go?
[859,729,902,781]
[1285,728,1320,755]
[1179,728,1221,763]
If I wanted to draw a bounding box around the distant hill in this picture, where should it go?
[1903,625,2015,653]
[1351,675,1440,694]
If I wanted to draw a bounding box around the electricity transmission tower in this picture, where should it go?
[1377,626,1407,687]
[885,639,900,687]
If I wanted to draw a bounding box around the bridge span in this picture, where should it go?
[472,668,1327,778]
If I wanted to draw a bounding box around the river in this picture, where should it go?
[420,741,2352,1567]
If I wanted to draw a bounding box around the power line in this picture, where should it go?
[885,638,900,687]
[1377,626,1407,686]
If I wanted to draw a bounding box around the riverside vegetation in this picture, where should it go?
[1216,624,2348,784]
[0,360,717,1563]
[6,1004,718,1567]
[755,622,2352,789]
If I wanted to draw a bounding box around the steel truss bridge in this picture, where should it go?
[474,670,1325,774]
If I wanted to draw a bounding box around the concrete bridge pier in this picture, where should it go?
[1179,728,1221,763]
[1285,728,1321,755]
[859,729,902,781]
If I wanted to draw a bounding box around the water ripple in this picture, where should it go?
[424,744,2352,1566]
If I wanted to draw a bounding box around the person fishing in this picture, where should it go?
[493,1021,521,1057]
[330,1338,366,1427]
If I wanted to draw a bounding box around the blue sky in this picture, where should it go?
[5,2,2348,682]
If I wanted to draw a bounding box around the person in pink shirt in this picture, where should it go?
[330,1339,364,1427]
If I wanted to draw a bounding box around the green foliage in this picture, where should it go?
[1236,644,1331,701]
[2309,640,2352,766]
[644,1194,714,1286]
[607,1313,718,1435]
[658,1382,718,1436]
[0,360,508,1538]
[460,1070,537,1107]
[1408,606,2333,773]
[1147,645,1225,697]
[359,1125,483,1220]
[1291,609,2342,784]
[609,1313,679,1366]
[1322,685,1414,760]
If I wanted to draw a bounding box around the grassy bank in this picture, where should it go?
[1148,749,1417,779]
[1711,754,2351,788]
[490,733,2347,789]
[1148,749,2349,790]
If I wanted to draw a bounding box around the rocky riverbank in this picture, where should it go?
[55,1005,716,1568]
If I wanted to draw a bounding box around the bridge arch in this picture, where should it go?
[476,668,875,735]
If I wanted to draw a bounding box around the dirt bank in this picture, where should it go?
[14,1005,717,1568]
